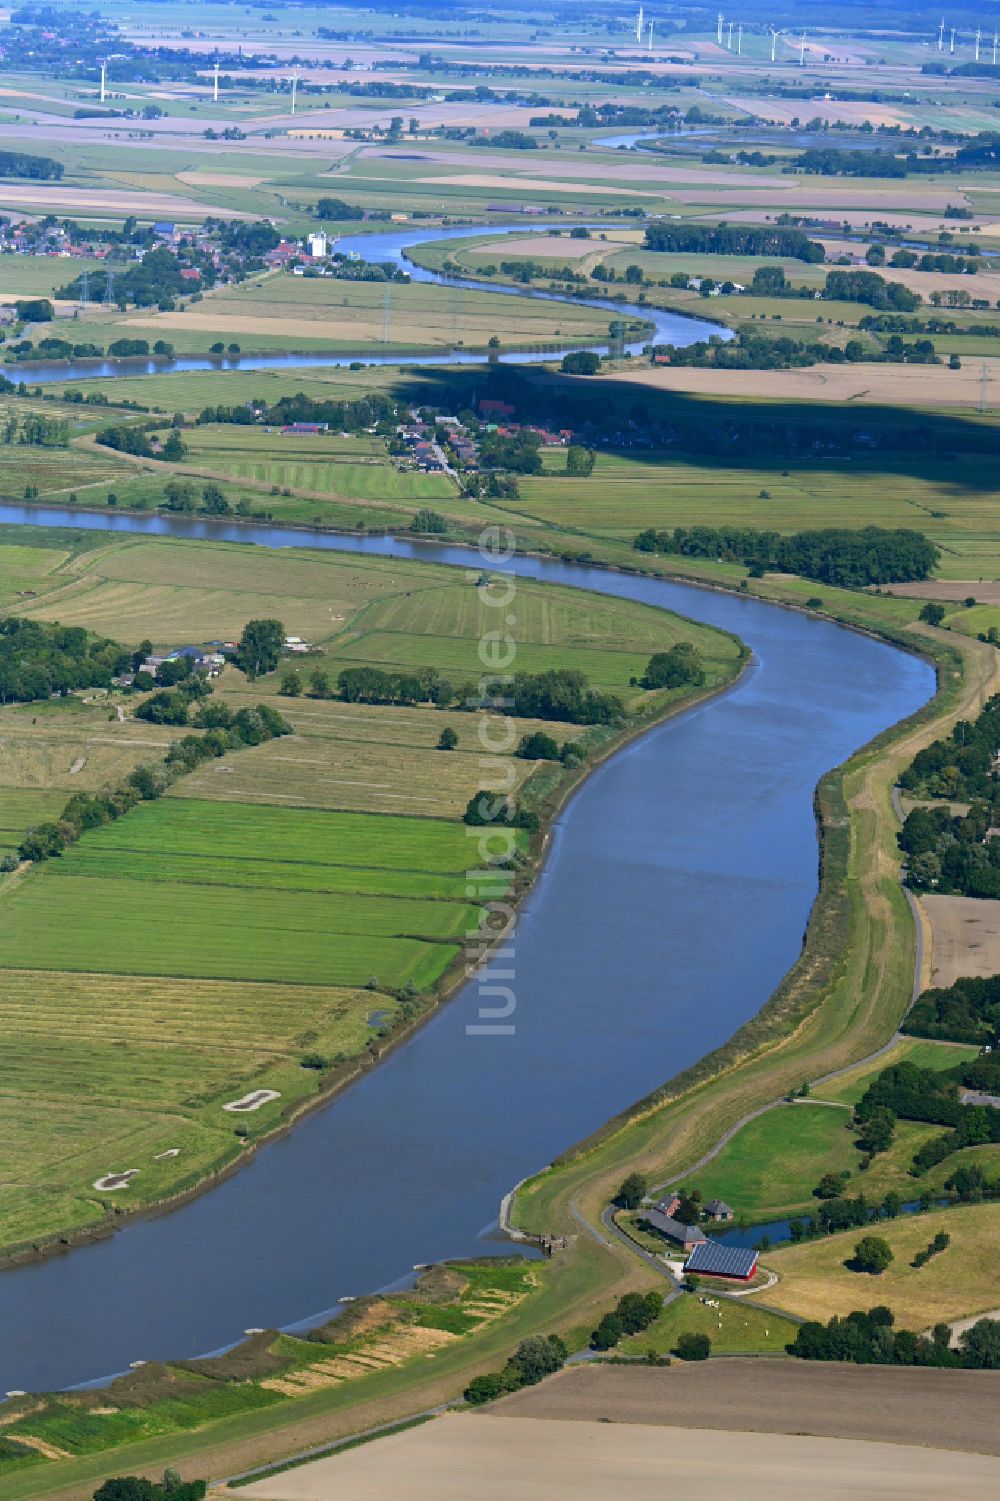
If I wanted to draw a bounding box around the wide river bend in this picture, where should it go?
[0,507,934,1393]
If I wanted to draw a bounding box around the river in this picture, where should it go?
[0,505,934,1394]
[0,222,729,389]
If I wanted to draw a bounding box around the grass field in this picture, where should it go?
[620,1292,797,1357]
[763,1202,1000,1327]
[180,426,456,505]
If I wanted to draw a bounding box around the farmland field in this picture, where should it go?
[0,528,738,1257]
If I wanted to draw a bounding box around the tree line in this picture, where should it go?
[643,223,825,263]
[856,1059,1000,1180]
[633,525,939,588]
[791,1304,1000,1368]
[649,329,936,372]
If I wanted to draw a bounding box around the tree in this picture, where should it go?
[852,1234,894,1274]
[960,1317,1000,1368]
[675,1194,701,1225]
[234,618,285,679]
[615,1171,647,1210]
[437,726,458,751]
[591,1312,623,1350]
[464,1371,504,1404]
[279,668,302,697]
[919,601,946,626]
[674,1332,711,1361]
[160,431,186,462]
[858,1106,895,1156]
[882,1190,902,1218]
[309,667,330,698]
[560,350,601,375]
[509,1334,566,1384]
[518,731,560,760]
[201,483,229,515]
[410,508,447,533]
[865,243,886,266]
[15,297,53,323]
[565,444,595,476]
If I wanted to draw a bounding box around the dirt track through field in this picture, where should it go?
[490,1360,1000,1455]
[238,1409,1000,1500]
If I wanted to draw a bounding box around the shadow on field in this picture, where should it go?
[380,363,1000,489]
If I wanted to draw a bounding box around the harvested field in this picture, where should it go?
[886,581,1000,602]
[920,892,1000,987]
[604,360,997,408]
[239,1409,1000,1500]
[489,1359,1000,1455]
[469,232,636,260]
[0,185,241,217]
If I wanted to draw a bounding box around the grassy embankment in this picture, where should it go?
[0,532,742,1259]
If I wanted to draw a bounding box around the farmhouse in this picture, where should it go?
[705,1198,734,1222]
[685,1240,759,1282]
[644,1208,707,1250]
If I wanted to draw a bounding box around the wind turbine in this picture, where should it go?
[993,29,998,63]
[636,5,643,43]
[976,27,982,61]
[727,18,733,48]
[647,18,653,50]
[938,16,945,50]
[799,32,807,65]
[737,23,743,54]
[99,58,107,104]
[717,11,724,44]
[212,59,220,103]
[768,26,779,62]
[289,69,299,115]
[950,26,956,52]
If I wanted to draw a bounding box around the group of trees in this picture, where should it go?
[314,196,364,220]
[637,644,705,691]
[791,148,908,178]
[591,1291,662,1351]
[650,328,936,372]
[96,424,186,462]
[823,269,921,312]
[792,1304,1000,1369]
[60,246,190,311]
[0,148,62,179]
[855,1059,1000,1180]
[0,618,127,703]
[633,525,938,589]
[643,222,825,263]
[1,410,69,446]
[198,391,398,434]
[94,1472,205,1501]
[899,692,1000,805]
[904,973,1000,1046]
[900,803,1000,899]
[463,1334,567,1405]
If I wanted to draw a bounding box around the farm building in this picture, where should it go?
[685,1241,759,1282]
[705,1199,734,1222]
[644,1209,706,1250]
